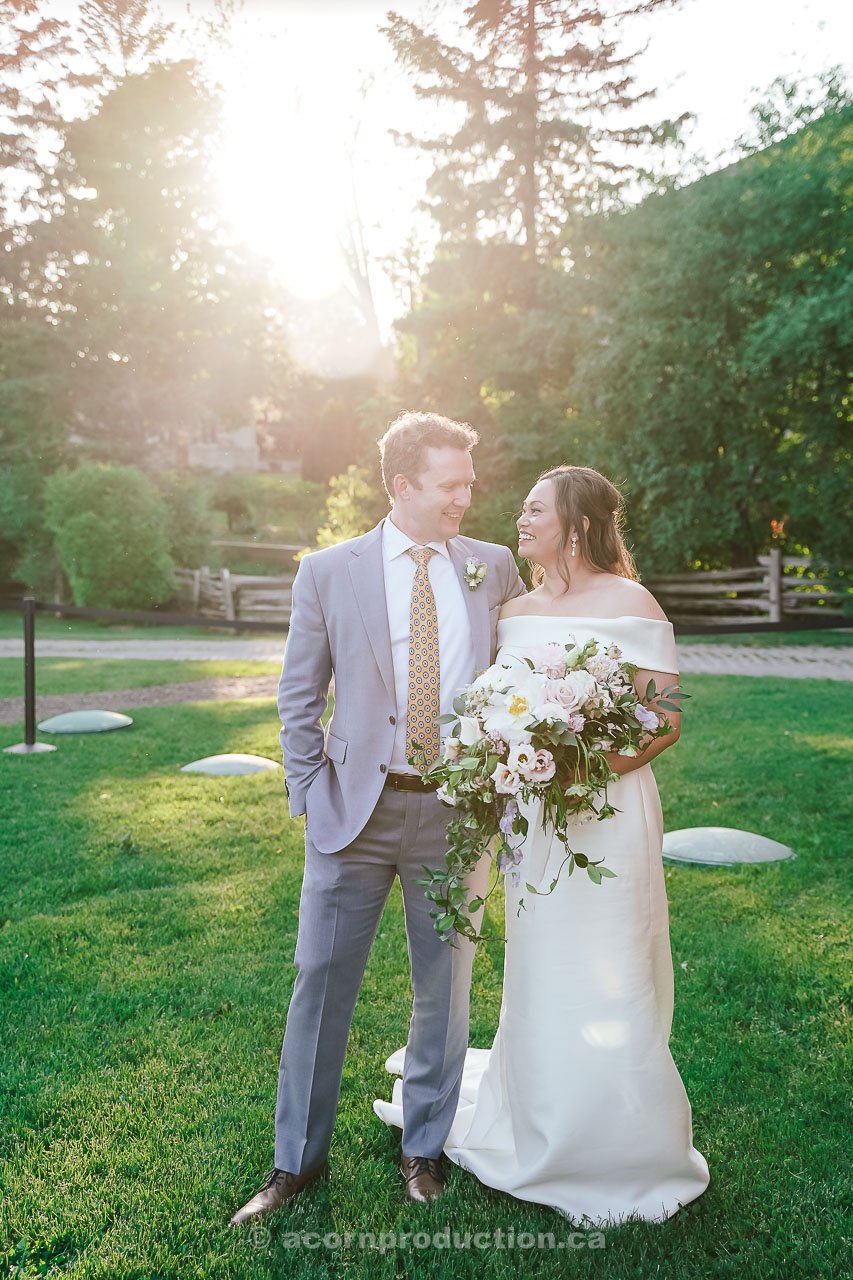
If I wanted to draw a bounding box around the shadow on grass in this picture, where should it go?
[1,680,851,1278]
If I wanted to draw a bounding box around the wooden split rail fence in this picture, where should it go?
[173,549,848,627]
[173,566,296,626]
[646,550,847,625]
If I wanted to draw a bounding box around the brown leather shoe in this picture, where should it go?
[229,1163,329,1226]
[400,1155,446,1203]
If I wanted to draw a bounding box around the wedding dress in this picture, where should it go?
[374,614,710,1225]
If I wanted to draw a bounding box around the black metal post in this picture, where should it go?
[23,596,36,746]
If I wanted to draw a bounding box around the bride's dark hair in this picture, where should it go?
[530,465,639,590]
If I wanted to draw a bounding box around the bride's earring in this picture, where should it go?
[570,533,578,558]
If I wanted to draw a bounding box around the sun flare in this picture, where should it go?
[214,16,362,301]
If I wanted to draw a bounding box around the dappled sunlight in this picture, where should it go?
[792,732,853,759]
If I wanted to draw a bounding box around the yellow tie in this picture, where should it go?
[405,546,441,769]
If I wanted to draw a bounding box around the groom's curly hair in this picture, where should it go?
[378,411,480,500]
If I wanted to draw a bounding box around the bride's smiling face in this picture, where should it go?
[516,479,564,562]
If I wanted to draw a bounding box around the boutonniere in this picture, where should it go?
[463,557,487,591]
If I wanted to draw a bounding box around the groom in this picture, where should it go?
[230,411,525,1224]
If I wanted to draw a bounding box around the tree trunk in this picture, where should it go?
[520,0,539,257]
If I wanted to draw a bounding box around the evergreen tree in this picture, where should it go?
[384,0,685,255]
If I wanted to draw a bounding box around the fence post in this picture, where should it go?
[3,596,55,755]
[221,567,236,622]
[23,596,36,745]
[767,548,782,623]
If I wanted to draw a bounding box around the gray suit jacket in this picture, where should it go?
[277,518,526,854]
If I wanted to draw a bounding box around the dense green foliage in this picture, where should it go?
[369,87,852,574]
[574,102,853,570]
[314,466,389,549]
[44,464,175,609]
[0,1,849,602]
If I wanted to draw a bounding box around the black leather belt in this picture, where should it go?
[384,771,440,793]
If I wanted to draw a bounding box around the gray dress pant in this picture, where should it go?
[273,786,486,1173]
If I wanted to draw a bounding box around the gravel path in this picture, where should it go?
[673,644,851,680]
[0,638,286,662]
[0,639,850,727]
[0,675,277,726]
[0,637,850,679]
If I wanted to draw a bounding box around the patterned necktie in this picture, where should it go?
[405,546,441,769]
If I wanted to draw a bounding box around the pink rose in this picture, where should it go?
[549,670,597,715]
[527,643,569,678]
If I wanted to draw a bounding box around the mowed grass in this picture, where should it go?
[0,676,850,1279]
[1,609,849,647]
[677,627,852,647]
[0,612,283,643]
[0,659,281,700]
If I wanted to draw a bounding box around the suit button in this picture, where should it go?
[389,715,396,725]
[379,764,387,774]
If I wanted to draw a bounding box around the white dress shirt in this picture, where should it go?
[382,514,475,773]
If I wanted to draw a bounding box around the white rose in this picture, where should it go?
[555,669,598,714]
[458,716,486,746]
[532,701,571,724]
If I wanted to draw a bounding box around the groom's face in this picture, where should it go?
[395,445,475,544]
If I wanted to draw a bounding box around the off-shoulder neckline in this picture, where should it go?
[498,613,672,625]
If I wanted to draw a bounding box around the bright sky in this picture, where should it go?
[208,0,850,334]
[22,0,853,348]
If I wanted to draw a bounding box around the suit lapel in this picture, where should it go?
[347,522,395,701]
[449,539,490,671]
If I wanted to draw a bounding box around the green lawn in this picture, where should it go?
[2,610,849,648]
[0,612,283,643]
[676,627,852,647]
[1,676,849,1279]
[0,659,281,700]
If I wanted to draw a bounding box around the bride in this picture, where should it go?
[374,464,711,1225]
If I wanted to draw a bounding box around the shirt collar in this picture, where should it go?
[382,514,451,561]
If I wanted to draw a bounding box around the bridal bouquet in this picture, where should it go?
[411,636,684,944]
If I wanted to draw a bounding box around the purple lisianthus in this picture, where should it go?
[498,843,524,874]
[635,704,660,731]
[499,798,519,835]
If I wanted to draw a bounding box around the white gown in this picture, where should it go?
[374,615,711,1225]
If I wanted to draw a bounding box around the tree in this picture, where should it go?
[77,0,173,81]
[0,318,72,593]
[573,89,853,571]
[383,0,686,524]
[0,0,79,230]
[384,0,685,256]
[27,57,272,464]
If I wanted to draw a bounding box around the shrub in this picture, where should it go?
[44,464,175,609]
[153,470,215,567]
